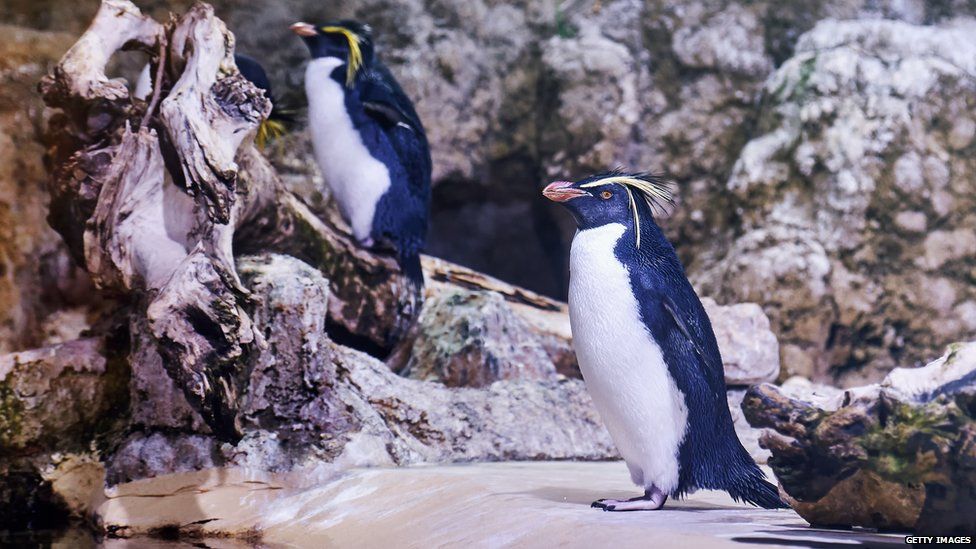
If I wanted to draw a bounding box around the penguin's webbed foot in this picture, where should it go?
[591,486,667,511]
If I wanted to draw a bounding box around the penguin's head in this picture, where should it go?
[291,20,374,86]
[543,171,673,247]
[234,54,289,147]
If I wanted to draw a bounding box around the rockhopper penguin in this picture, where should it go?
[292,21,431,285]
[233,54,293,148]
[134,54,291,148]
[543,171,788,511]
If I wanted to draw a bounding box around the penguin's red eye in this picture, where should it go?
[600,190,612,200]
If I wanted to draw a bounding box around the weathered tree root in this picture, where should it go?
[40,0,421,441]
[743,347,976,535]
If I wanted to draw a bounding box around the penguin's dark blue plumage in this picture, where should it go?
[233,54,293,147]
[544,171,787,511]
[292,21,430,285]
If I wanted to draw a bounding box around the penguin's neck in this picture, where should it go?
[305,57,361,113]
[595,211,685,281]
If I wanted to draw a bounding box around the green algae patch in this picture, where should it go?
[0,380,25,454]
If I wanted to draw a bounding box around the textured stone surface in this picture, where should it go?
[235,254,614,468]
[103,254,616,484]
[0,24,94,354]
[0,337,128,529]
[695,18,976,385]
[743,341,976,534]
[703,297,780,385]
[0,338,127,455]
[403,288,559,387]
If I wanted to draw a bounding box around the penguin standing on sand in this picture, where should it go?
[543,171,787,511]
[291,21,431,285]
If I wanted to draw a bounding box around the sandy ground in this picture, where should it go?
[90,461,906,548]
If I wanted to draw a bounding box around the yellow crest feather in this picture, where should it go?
[256,118,286,149]
[579,174,674,249]
[321,26,363,87]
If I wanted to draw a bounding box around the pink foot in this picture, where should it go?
[591,486,668,511]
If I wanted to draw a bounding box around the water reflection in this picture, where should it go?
[0,527,272,549]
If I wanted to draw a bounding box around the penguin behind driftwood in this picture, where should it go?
[543,171,788,511]
[134,53,292,148]
[291,20,431,286]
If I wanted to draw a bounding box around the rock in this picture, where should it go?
[777,375,844,409]
[92,462,825,543]
[106,433,219,486]
[703,297,780,385]
[0,24,92,354]
[9,1,976,385]
[695,17,976,385]
[236,254,614,467]
[402,288,559,387]
[743,341,976,534]
[0,337,127,528]
[190,0,976,301]
[0,338,127,454]
[104,253,616,484]
[671,3,773,77]
[420,256,579,378]
[38,453,105,521]
[126,317,208,434]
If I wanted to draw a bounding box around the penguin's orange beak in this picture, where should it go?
[543,181,587,202]
[290,22,317,37]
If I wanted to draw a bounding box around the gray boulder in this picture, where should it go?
[402,288,559,387]
[703,297,780,385]
[696,17,976,385]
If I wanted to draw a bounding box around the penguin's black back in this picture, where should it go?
[354,60,431,284]
[236,53,294,127]
[616,199,787,509]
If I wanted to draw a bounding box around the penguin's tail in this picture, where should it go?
[727,463,790,509]
[401,252,424,288]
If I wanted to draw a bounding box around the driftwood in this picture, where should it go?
[40,0,421,441]
[742,344,976,534]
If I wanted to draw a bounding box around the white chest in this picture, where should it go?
[304,57,391,242]
[568,223,688,492]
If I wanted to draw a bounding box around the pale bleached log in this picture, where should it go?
[39,0,162,110]
[159,3,270,225]
[42,0,266,442]
[82,125,194,290]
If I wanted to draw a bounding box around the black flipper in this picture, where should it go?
[660,294,788,509]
